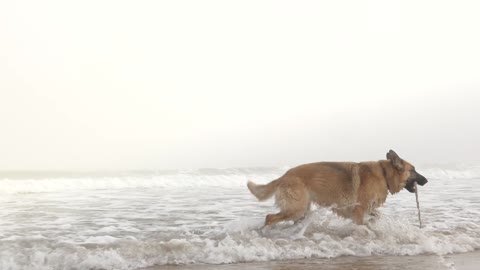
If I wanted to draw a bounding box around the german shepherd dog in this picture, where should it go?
[247,150,428,226]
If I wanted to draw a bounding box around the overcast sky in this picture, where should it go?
[1,1,479,170]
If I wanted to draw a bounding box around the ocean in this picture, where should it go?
[1,165,479,270]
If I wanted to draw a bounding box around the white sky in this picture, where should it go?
[1,1,479,170]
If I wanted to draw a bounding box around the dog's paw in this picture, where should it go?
[366,210,382,223]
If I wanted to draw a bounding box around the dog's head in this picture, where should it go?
[386,150,428,193]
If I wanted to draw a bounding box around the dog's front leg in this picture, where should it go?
[352,205,365,225]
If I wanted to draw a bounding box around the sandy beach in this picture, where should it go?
[144,251,479,270]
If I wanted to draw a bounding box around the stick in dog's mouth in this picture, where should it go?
[414,181,423,228]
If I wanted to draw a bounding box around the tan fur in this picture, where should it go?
[248,153,416,226]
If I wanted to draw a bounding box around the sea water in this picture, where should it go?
[1,165,479,269]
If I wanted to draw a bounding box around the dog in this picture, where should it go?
[247,150,428,226]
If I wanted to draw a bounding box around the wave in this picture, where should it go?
[1,211,479,270]
[1,166,479,194]
[0,168,285,194]
[422,165,480,180]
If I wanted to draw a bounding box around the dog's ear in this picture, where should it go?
[386,150,404,172]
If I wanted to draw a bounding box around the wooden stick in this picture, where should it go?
[414,181,423,228]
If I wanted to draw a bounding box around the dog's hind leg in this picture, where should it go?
[293,202,312,224]
[264,177,310,226]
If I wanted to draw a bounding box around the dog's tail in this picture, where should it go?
[247,179,280,201]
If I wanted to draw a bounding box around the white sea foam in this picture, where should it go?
[1,166,479,269]
[1,213,479,270]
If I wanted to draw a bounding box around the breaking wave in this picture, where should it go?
[1,166,479,194]
[1,211,479,270]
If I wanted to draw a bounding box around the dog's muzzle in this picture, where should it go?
[405,172,428,193]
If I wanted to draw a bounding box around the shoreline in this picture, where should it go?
[143,251,479,270]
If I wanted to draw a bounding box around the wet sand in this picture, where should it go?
[144,251,479,270]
